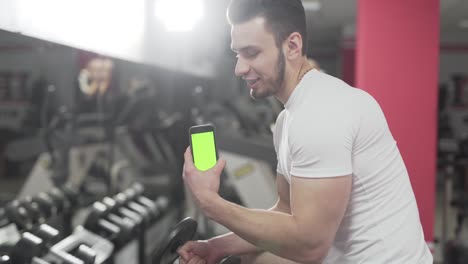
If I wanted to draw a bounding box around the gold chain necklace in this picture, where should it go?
[298,67,313,83]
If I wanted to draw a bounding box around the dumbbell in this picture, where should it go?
[20,196,46,225]
[32,193,57,220]
[101,196,144,243]
[131,183,169,213]
[49,187,75,235]
[103,196,153,264]
[84,201,135,248]
[124,189,158,217]
[60,184,79,209]
[11,232,47,263]
[153,218,198,264]
[153,218,242,264]
[124,187,169,222]
[8,225,60,264]
[102,197,143,227]
[34,224,61,249]
[114,192,153,225]
[5,200,34,231]
[48,188,71,214]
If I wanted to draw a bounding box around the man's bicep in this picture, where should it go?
[290,175,352,246]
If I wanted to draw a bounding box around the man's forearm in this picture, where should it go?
[209,232,259,257]
[203,195,324,263]
[209,202,289,257]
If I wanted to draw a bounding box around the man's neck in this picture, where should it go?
[276,57,312,105]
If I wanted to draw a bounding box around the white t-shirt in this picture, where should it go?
[274,69,432,263]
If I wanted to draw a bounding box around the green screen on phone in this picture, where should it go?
[191,131,217,171]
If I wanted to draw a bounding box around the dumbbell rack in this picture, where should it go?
[0,182,178,264]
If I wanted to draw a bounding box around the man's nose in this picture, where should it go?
[234,58,250,77]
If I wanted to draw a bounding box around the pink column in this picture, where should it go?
[356,0,439,243]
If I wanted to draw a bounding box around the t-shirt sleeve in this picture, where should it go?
[288,114,353,178]
[273,110,286,175]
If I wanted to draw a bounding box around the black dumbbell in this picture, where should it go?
[34,224,60,249]
[132,183,170,217]
[11,232,47,264]
[20,196,46,225]
[102,197,143,227]
[48,188,71,214]
[60,184,79,209]
[115,192,155,224]
[153,218,198,264]
[124,188,169,221]
[114,193,153,224]
[84,202,134,248]
[32,193,57,219]
[5,200,34,231]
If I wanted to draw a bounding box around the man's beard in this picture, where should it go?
[250,48,286,100]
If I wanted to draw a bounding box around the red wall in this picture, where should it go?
[356,0,439,242]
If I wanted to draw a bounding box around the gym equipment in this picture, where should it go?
[48,187,71,215]
[42,226,113,264]
[84,201,136,247]
[0,208,20,247]
[110,184,171,264]
[20,196,47,225]
[152,217,198,264]
[73,244,97,264]
[84,200,140,264]
[4,200,34,231]
[102,196,146,264]
[32,193,56,220]
[153,217,241,264]
[220,256,241,264]
[10,232,47,263]
[34,224,61,249]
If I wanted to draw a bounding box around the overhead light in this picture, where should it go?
[460,19,468,29]
[155,0,204,32]
[303,1,322,11]
[17,0,145,59]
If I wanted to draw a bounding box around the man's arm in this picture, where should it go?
[208,175,291,257]
[202,175,352,264]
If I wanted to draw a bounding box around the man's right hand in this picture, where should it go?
[177,240,224,264]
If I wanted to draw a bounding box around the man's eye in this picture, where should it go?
[245,50,259,58]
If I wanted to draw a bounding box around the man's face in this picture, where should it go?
[231,17,285,99]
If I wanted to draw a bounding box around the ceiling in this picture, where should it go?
[0,0,467,63]
[304,0,468,55]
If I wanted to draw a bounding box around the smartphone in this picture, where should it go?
[189,124,219,171]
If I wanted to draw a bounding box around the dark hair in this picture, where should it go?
[227,0,308,55]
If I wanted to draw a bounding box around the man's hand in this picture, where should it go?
[178,240,224,264]
[183,147,226,212]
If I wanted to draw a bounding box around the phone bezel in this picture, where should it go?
[189,124,219,167]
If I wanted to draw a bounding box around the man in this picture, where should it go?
[178,0,432,263]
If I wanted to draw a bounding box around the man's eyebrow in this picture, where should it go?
[231,45,259,53]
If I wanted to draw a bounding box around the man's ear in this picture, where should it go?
[285,32,303,59]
